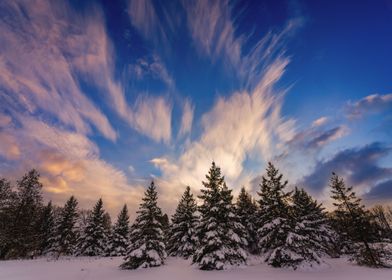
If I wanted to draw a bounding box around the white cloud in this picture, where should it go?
[130,55,175,89]
[182,0,241,67]
[182,0,303,86]
[0,116,145,218]
[128,0,169,46]
[151,58,297,207]
[178,99,194,137]
[312,116,328,127]
[0,0,178,145]
[132,95,173,143]
[346,93,392,118]
[0,0,117,141]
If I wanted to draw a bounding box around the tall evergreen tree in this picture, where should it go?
[236,187,258,254]
[77,198,108,256]
[329,173,382,267]
[256,162,293,267]
[192,162,247,270]
[167,186,199,258]
[121,181,166,269]
[287,188,337,266]
[0,178,16,259]
[9,170,43,258]
[50,196,79,257]
[38,201,56,254]
[109,204,130,256]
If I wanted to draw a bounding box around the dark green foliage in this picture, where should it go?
[77,198,108,256]
[329,173,383,267]
[0,178,17,259]
[50,196,79,256]
[192,162,247,270]
[38,201,56,254]
[236,187,258,254]
[157,213,170,244]
[288,188,337,266]
[109,204,130,256]
[167,186,199,258]
[257,162,292,267]
[7,170,43,258]
[121,181,166,269]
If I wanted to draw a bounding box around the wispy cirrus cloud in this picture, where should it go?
[178,98,194,137]
[346,93,392,118]
[130,54,175,89]
[182,0,242,67]
[182,0,303,86]
[312,116,329,127]
[0,0,176,144]
[288,124,348,151]
[128,0,168,46]
[132,95,173,143]
[0,115,145,217]
[0,0,117,141]
[151,57,297,204]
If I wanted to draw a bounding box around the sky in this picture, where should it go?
[0,0,392,217]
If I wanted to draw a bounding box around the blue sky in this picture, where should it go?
[0,0,391,216]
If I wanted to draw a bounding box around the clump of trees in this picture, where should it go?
[1,163,391,270]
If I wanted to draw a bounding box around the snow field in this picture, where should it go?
[1,256,391,280]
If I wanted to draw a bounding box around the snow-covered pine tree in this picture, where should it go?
[10,169,44,258]
[121,181,166,269]
[287,187,337,267]
[77,198,108,256]
[49,196,79,257]
[109,204,130,256]
[38,201,56,254]
[236,187,259,254]
[157,213,170,246]
[167,186,199,258]
[103,211,112,255]
[0,178,16,259]
[192,162,247,270]
[329,173,383,267]
[220,183,248,264]
[256,162,294,267]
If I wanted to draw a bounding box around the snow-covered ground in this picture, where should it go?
[0,256,391,280]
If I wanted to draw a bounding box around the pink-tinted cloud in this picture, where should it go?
[346,93,392,118]
[0,0,117,141]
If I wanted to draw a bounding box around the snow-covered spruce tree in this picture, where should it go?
[329,173,383,267]
[192,162,247,270]
[157,213,170,245]
[288,187,337,266]
[38,201,56,254]
[9,170,44,258]
[236,187,259,254]
[167,186,199,258]
[0,178,17,259]
[49,196,79,257]
[76,198,108,256]
[108,204,130,256]
[121,181,166,269]
[256,162,294,267]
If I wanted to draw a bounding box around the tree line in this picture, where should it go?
[0,163,391,270]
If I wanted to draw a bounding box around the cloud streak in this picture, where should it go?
[301,142,392,197]
[0,115,145,217]
[346,93,392,118]
[0,0,117,141]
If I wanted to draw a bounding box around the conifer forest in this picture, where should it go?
[1,162,392,274]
